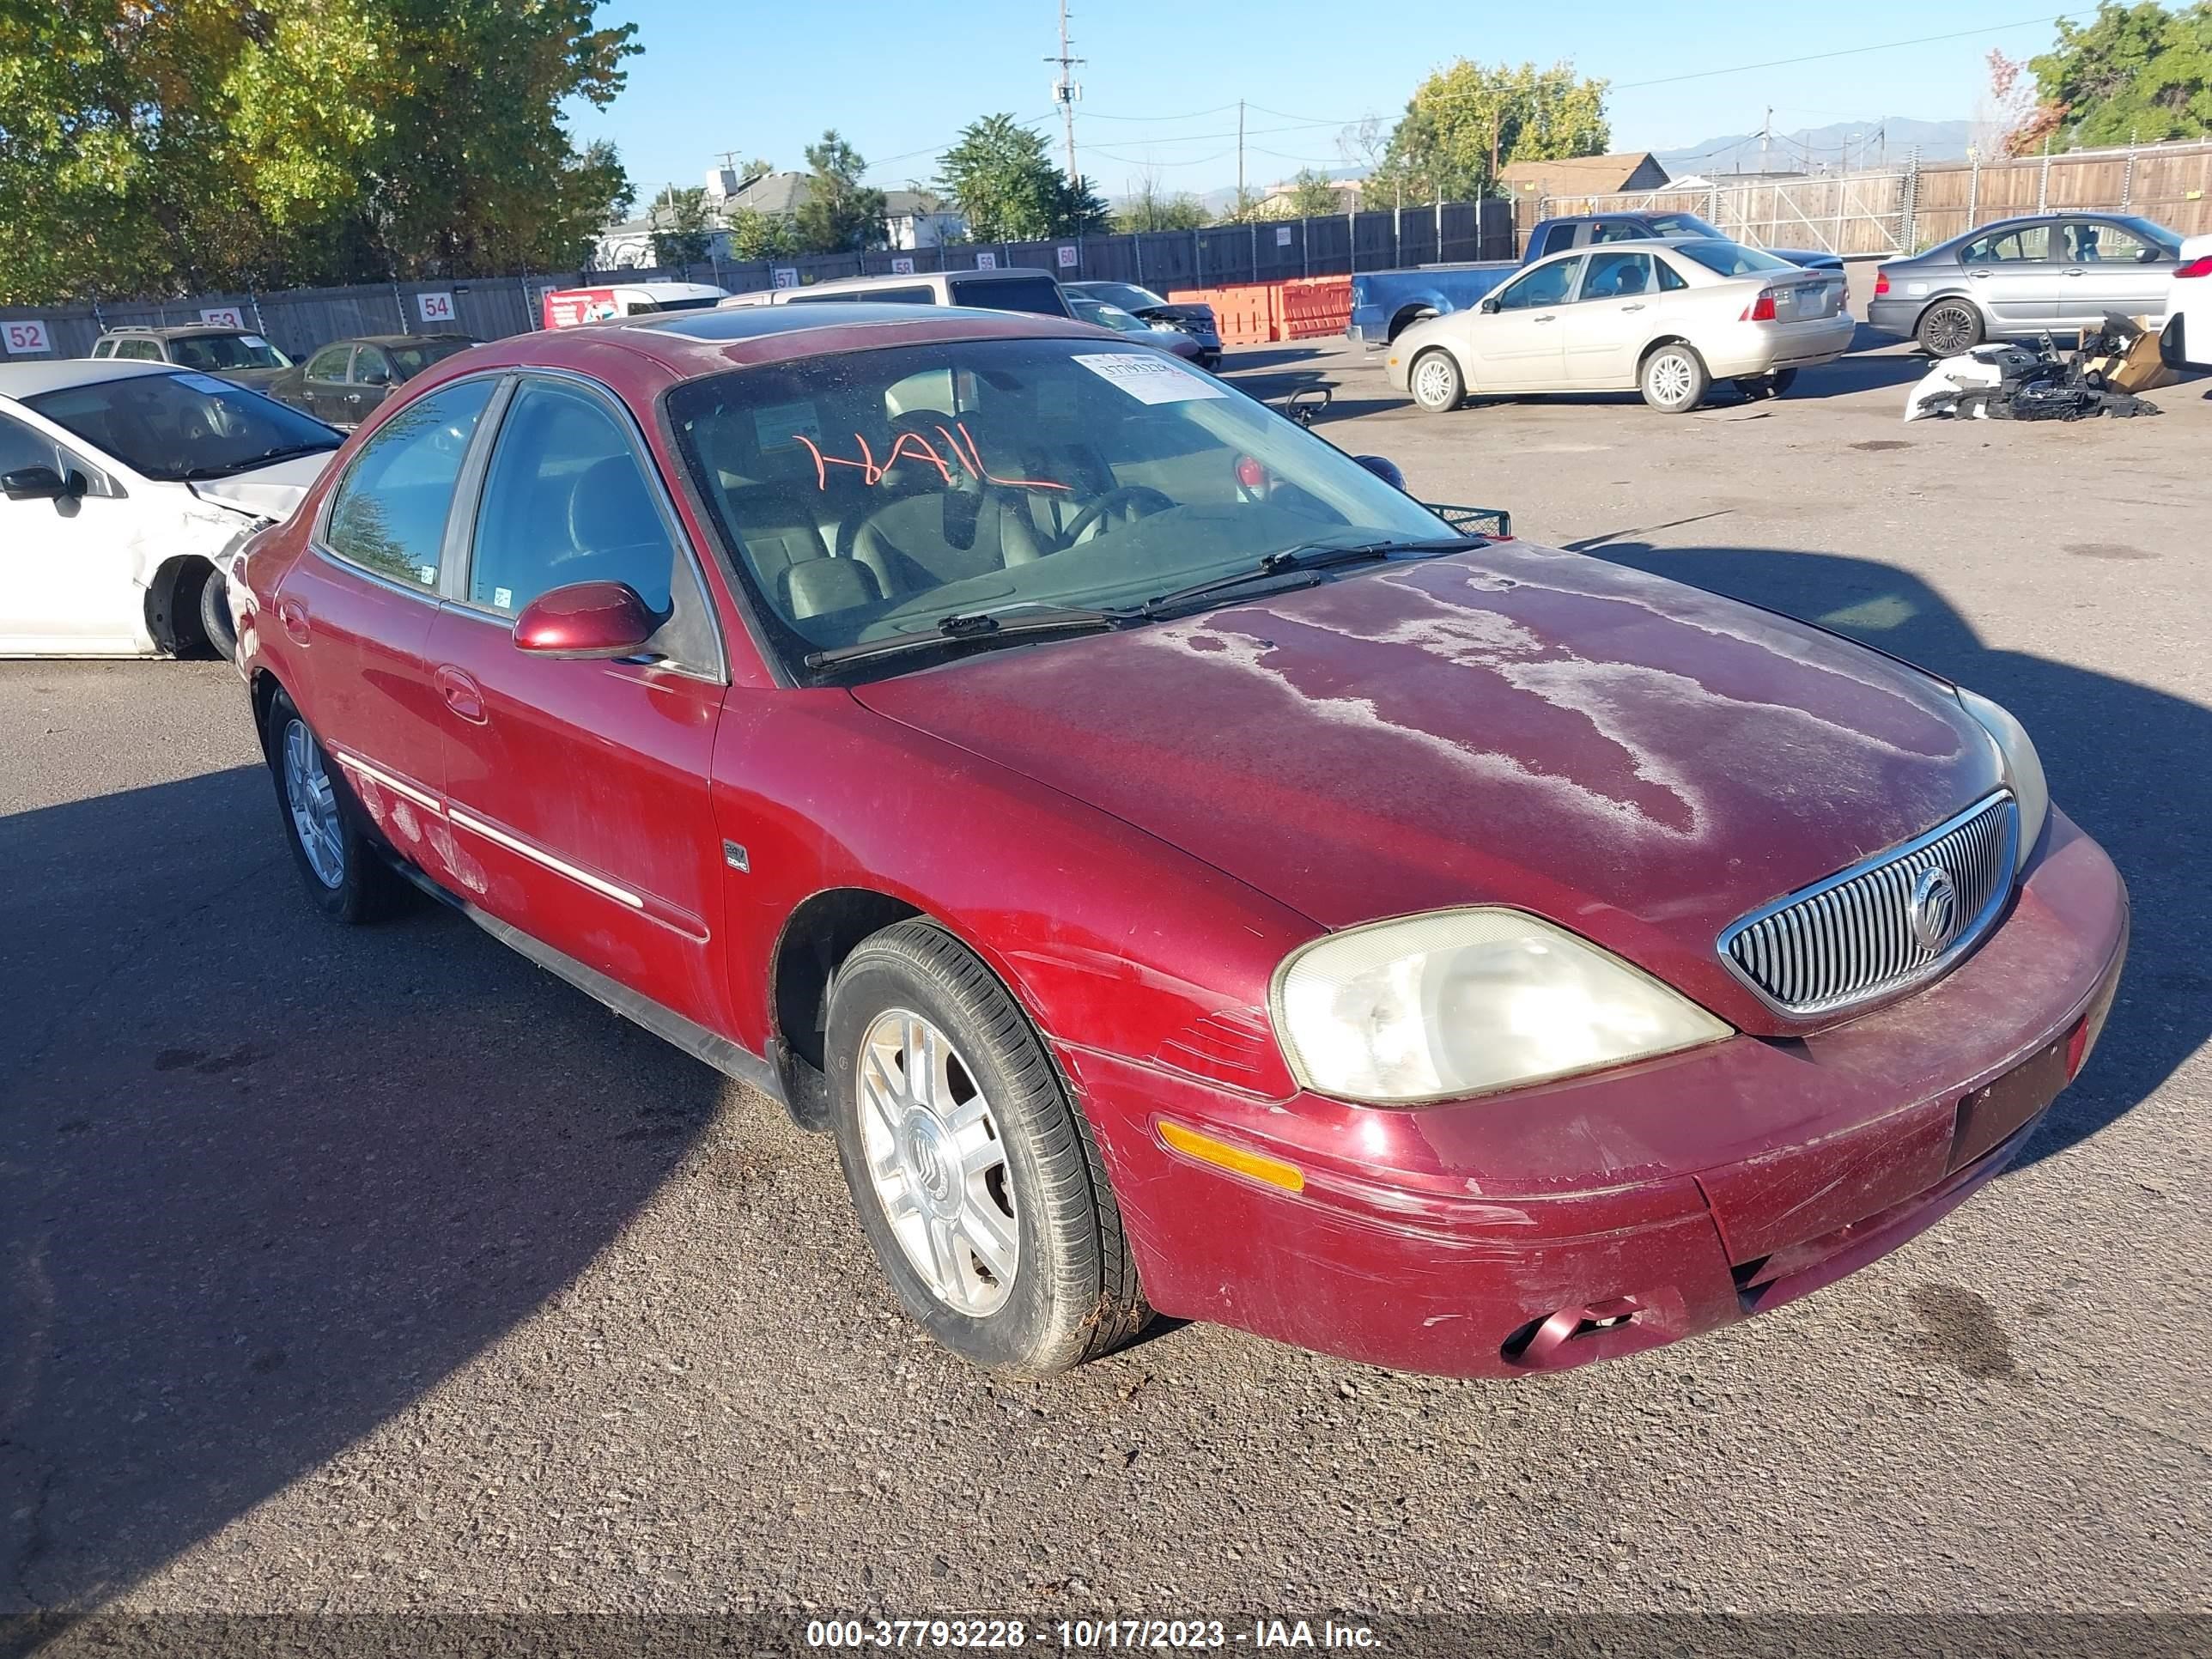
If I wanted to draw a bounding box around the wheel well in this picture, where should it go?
[1638,335,1695,367]
[1387,304,1438,341]
[769,887,923,1127]
[249,669,288,760]
[145,556,216,656]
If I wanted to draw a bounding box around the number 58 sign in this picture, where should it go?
[3,319,52,356]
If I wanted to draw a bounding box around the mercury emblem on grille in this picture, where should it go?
[1907,866,1960,952]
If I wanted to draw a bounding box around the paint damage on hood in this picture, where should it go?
[854,542,2004,1033]
[185,449,336,522]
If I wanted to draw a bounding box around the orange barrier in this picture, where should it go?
[1279,275,1351,339]
[1167,283,1277,346]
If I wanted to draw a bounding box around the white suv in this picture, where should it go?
[718,266,1073,319]
[2161,234,2212,371]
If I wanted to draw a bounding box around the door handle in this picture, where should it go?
[276,596,311,645]
[346,392,364,404]
[435,665,486,725]
[1532,313,1556,324]
[1620,303,1647,313]
[1967,270,1990,279]
[2063,268,2086,277]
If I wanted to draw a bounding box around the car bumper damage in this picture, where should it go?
[1056,808,2128,1379]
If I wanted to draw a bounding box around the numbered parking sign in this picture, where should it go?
[773,267,799,289]
[975,251,998,270]
[1056,245,1077,268]
[890,257,915,276]
[3,319,52,356]
[199,306,245,328]
[1276,225,1292,246]
[416,291,455,323]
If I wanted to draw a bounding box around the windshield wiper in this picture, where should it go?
[183,441,340,483]
[1139,538,1476,619]
[804,603,1134,671]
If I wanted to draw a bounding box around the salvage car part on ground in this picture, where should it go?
[1903,324,2165,422]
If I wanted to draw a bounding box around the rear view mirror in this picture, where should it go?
[3,465,78,502]
[1353,454,1407,491]
[512,580,660,659]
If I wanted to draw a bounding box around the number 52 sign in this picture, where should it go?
[3,319,52,356]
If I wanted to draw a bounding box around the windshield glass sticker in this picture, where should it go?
[753,400,821,452]
[240,335,270,349]
[1073,352,1227,405]
[173,372,237,395]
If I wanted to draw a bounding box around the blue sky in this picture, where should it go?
[568,2,2078,199]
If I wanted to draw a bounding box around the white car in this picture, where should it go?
[1387,238,1856,415]
[0,360,341,659]
[2160,232,2212,371]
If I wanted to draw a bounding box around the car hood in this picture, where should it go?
[186,449,338,520]
[1132,302,1217,327]
[854,544,2002,1032]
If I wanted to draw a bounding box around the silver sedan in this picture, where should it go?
[1868,214,2181,355]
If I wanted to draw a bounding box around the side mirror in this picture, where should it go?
[3,465,78,502]
[512,580,660,659]
[358,364,392,386]
[1353,454,1407,491]
[1479,296,1501,314]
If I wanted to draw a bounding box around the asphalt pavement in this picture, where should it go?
[2,332,2207,1644]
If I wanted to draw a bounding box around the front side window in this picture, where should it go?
[323,378,495,589]
[1579,252,1654,300]
[1536,223,1579,258]
[1962,225,2052,264]
[305,344,352,381]
[1496,258,1582,310]
[0,414,60,477]
[665,337,1449,668]
[469,380,677,617]
[947,275,1070,317]
[353,347,394,386]
[169,333,289,371]
[27,372,339,483]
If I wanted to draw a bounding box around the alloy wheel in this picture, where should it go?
[1413,356,1457,410]
[283,718,346,889]
[1924,305,1978,356]
[1647,352,1696,409]
[855,1008,1019,1316]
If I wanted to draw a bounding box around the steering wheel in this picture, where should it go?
[1057,485,1175,547]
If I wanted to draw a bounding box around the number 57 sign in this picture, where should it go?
[3,319,52,356]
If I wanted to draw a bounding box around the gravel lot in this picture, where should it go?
[3,327,2208,1644]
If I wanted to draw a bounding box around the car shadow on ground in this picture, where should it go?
[1581,540,2208,1175]
[0,766,727,1620]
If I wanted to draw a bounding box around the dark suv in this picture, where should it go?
[89,326,294,392]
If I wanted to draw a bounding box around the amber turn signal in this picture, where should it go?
[1157,1119,1305,1194]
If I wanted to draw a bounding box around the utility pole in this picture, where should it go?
[1047,0,1084,185]
[1759,107,1771,174]
[1237,100,1246,213]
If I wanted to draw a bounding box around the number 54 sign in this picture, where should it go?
[3,319,52,356]
[416,291,456,323]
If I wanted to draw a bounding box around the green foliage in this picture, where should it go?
[1368,59,1609,203]
[649,185,715,267]
[726,208,801,262]
[1114,179,1211,233]
[793,130,887,253]
[2028,2,2212,149]
[936,113,1109,240]
[0,0,640,304]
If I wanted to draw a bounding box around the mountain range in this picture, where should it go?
[1654,118,1975,173]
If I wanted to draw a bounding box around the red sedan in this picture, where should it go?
[230,306,2127,1379]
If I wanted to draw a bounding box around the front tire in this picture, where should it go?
[1733,368,1798,400]
[1640,342,1710,412]
[263,688,410,924]
[1408,349,1465,414]
[199,570,238,663]
[825,921,1148,1375]
[1917,299,1984,357]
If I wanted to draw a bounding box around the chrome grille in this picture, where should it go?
[1719,793,2018,1017]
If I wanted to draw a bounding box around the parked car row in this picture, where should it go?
[217,298,2124,1386]
[85,323,482,430]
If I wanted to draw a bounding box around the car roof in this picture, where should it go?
[392,303,1112,406]
[96,325,258,338]
[0,359,182,397]
[801,267,1058,294]
[330,333,477,348]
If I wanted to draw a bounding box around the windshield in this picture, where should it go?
[1082,283,1169,312]
[1674,239,1797,277]
[666,337,1448,672]
[1644,214,1723,240]
[169,333,291,371]
[389,338,475,378]
[26,371,340,482]
[1070,299,1149,335]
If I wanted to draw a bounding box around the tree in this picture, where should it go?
[0,0,641,304]
[1281,170,1346,216]
[936,113,1110,240]
[793,130,886,253]
[1115,173,1210,233]
[1367,60,1609,204]
[726,208,800,261]
[2025,2,2212,151]
[649,185,715,267]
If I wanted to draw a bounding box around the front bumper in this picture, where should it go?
[1057,808,2127,1378]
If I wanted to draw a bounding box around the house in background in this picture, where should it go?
[1498,151,1672,212]
[591,167,968,269]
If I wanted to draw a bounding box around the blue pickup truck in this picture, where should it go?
[1347,212,1846,346]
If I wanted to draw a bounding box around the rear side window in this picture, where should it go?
[115,339,163,362]
[785,290,866,304]
[305,344,351,380]
[91,339,115,359]
[947,275,1069,316]
[323,378,495,589]
[467,380,676,617]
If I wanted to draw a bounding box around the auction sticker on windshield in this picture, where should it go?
[1073,352,1228,405]
[173,373,240,395]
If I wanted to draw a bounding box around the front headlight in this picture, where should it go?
[1149,320,1182,333]
[1954,687,2048,870]
[1271,908,1731,1104]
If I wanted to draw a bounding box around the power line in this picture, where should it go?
[1079,102,1242,123]
[1614,13,2074,90]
